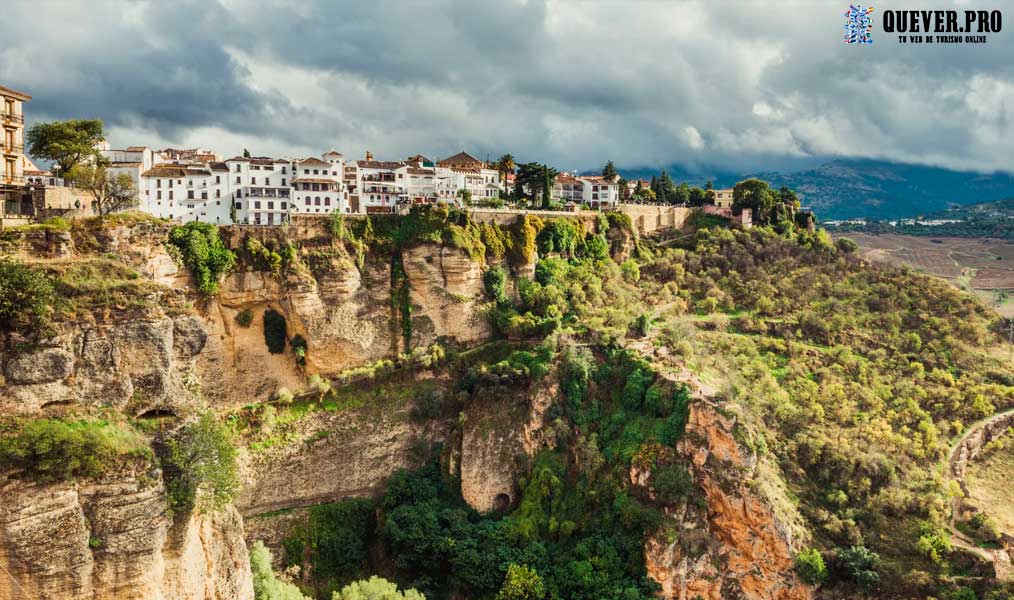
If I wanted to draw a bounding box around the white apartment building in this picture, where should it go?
[351,155,406,213]
[226,157,293,225]
[97,141,159,200]
[290,152,348,215]
[552,174,619,207]
[139,163,233,223]
[712,188,734,208]
[433,152,500,205]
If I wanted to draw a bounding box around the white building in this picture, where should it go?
[139,163,233,224]
[349,152,406,213]
[290,152,348,215]
[97,142,159,201]
[551,174,619,208]
[433,152,499,205]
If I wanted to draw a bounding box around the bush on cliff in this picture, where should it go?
[0,418,151,480]
[250,540,310,600]
[158,412,238,514]
[167,221,236,295]
[0,258,57,330]
[263,309,287,354]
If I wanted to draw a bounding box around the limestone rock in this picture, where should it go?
[0,477,253,600]
[645,401,812,600]
[4,346,75,385]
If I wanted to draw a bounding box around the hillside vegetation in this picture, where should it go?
[2,205,1014,600]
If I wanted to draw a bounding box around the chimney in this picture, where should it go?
[365,150,373,161]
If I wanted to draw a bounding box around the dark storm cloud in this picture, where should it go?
[2,0,1012,173]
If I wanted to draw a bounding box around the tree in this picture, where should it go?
[496,564,545,600]
[794,549,827,585]
[243,148,252,158]
[167,222,237,295]
[616,177,629,201]
[514,163,557,207]
[250,541,309,600]
[457,188,473,206]
[495,154,516,197]
[837,546,880,591]
[732,178,777,222]
[0,258,56,330]
[657,171,677,204]
[26,119,105,177]
[67,161,137,216]
[602,161,617,181]
[158,412,239,515]
[332,576,425,600]
[673,182,691,205]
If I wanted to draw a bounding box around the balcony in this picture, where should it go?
[2,142,24,155]
[1,113,24,125]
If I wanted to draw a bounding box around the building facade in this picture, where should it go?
[1,85,31,217]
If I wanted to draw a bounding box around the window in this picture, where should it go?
[157,191,162,200]
[251,177,257,185]
[281,202,287,210]
[235,164,241,172]
[251,165,260,170]
[282,178,286,186]
[305,198,310,206]
[324,198,330,206]
[235,202,242,209]
[267,201,274,210]
[201,192,208,200]
[254,201,261,209]
[215,175,221,184]
[281,167,287,174]
[315,196,321,205]
[188,190,194,199]
[265,178,270,186]
[169,191,174,200]
[235,176,241,184]
[187,203,195,209]
[156,179,162,188]
[215,189,220,198]
[313,169,319,175]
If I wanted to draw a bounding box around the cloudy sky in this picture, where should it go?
[2,0,1011,175]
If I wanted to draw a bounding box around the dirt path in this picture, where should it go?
[944,408,1014,563]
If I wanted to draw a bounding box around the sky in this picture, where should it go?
[2,0,1012,175]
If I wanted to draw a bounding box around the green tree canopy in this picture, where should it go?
[332,576,425,600]
[158,412,239,515]
[250,541,310,600]
[67,161,137,217]
[602,161,617,181]
[26,119,104,176]
[496,564,545,600]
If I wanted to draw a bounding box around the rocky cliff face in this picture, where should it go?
[449,375,556,513]
[643,401,812,600]
[0,476,252,600]
[1,314,208,416]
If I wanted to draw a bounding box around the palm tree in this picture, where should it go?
[494,154,516,198]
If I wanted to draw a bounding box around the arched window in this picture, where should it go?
[305,197,310,205]
[315,196,321,205]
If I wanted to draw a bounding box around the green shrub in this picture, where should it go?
[652,464,691,504]
[290,334,308,366]
[0,419,150,481]
[284,499,375,587]
[915,522,951,564]
[251,540,310,600]
[835,237,859,254]
[167,222,236,295]
[0,258,57,329]
[264,309,287,354]
[235,309,254,327]
[158,412,238,514]
[484,266,509,305]
[496,563,545,600]
[332,576,424,600]
[794,548,827,585]
[942,587,979,600]
[837,546,880,591]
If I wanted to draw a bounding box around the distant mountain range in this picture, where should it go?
[617,159,1014,221]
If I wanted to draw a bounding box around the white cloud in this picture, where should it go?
[1,0,1012,174]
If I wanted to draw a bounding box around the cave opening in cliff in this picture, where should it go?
[136,408,177,419]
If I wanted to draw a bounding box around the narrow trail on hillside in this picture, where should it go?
[944,407,1014,563]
